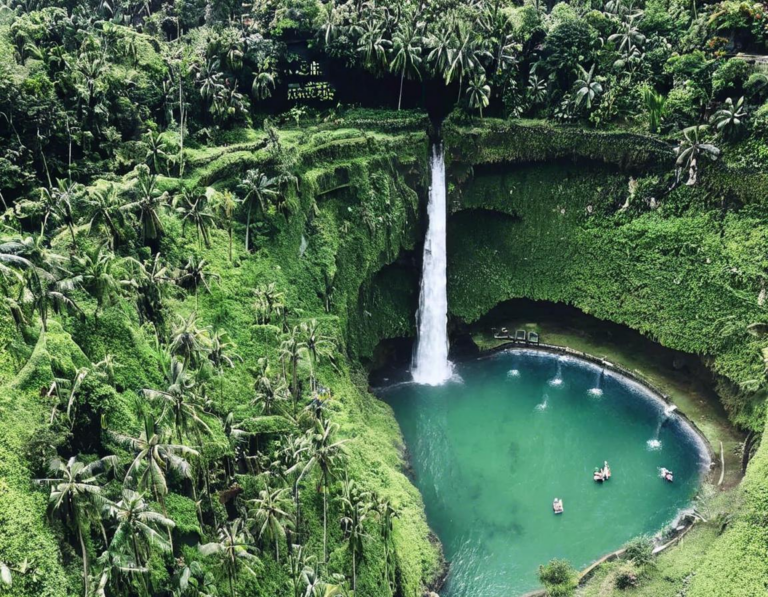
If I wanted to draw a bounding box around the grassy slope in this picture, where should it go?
[0,319,89,597]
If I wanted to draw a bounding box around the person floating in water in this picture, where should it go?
[594,467,605,482]
[602,461,611,480]
[661,467,674,482]
[553,498,564,514]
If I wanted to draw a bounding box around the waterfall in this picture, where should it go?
[412,144,453,385]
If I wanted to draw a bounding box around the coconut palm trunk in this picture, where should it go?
[78,525,89,597]
[245,202,252,252]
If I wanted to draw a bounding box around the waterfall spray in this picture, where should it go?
[412,144,453,385]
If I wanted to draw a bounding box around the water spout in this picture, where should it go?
[588,368,605,397]
[412,144,453,385]
[647,404,677,450]
[548,358,564,387]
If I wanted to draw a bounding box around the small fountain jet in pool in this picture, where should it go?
[535,394,549,411]
[588,368,606,397]
[507,368,520,379]
[548,358,564,387]
[647,403,678,450]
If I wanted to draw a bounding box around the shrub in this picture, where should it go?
[663,83,707,129]
[614,562,641,589]
[751,102,768,138]
[623,535,655,567]
[712,59,751,99]
[538,559,579,596]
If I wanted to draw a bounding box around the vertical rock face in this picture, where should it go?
[413,144,453,386]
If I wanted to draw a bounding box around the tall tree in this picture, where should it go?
[248,485,293,562]
[199,519,260,597]
[304,419,348,564]
[239,169,278,252]
[38,455,117,597]
[105,489,175,595]
[390,21,423,111]
[112,417,198,508]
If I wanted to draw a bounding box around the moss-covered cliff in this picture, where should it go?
[443,118,768,431]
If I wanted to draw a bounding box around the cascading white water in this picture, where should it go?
[412,144,453,385]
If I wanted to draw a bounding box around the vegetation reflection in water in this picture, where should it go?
[380,350,709,596]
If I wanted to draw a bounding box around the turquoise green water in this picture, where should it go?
[380,350,708,596]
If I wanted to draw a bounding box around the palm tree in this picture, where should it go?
[93,549,146,597]
[223,412,250,482]
[121,165,169,245]
[305,419,348,564]
[288,544,314,597]
[253,283,284,325]
[466,74,491,117]
[37,455,117,597]
[46,366,89,426]
[280,327,308,412]
[426,23,453,78]
[251,359,289,416]
[143,357,211,443]
[83,185,125,248]
[168,312,211,367]
[75,243,127,315]
[124,253,173,324]
[176,256,219,310]
[374,496,398,589]
[712,96,747,141]
[248,485,294,562]
[211,190,240,261]
[280,434,310,543]
[338,478,374,594]
[390,21,423,111]
[196,58,223,104]
[23,258,81,332]
[573,64,602,110]
[675,125,721,186]
[144,130,169,175]
[300,320,333,392]
[105,488,175,593]
[175,188,215,248]
[239,169,278,252]
[209,330,241,399]
[444,20,488,101]
[357,19,391,72]
[199,519,260,597]
[111,417,198,507]
[0,235,78,330]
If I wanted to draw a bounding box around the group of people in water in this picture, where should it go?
[552,461,674,513]
[593,461,612,482]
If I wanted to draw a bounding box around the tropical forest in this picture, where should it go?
[1,0,768,595]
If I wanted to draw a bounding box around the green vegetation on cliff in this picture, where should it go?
[0,122,440,597]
